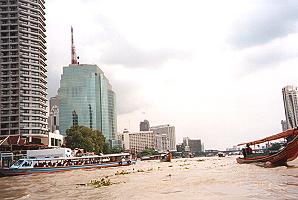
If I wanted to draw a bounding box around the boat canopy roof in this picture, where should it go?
[26,153,130,161]
[238,129,298,146]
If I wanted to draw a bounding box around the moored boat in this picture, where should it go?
[236,129,298,166]
[218,152,225,157]
[160,151,172,162]
[0,152,136,177]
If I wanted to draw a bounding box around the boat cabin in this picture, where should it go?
[8,152,132,169]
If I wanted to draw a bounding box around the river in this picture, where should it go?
[0,156,297,200]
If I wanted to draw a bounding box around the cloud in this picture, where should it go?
[112,79,149,115]
[78,15,191,68]
[228,0,298,49]
[237,33,298,73]
[101,43,188,68]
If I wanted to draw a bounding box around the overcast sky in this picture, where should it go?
[46,0,298,150]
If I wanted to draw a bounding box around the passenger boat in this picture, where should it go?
[236,129,298,166]
[0,153,136,176]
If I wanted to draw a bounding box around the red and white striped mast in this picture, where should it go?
[71,26,78,64]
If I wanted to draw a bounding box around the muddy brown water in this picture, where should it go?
[0,156,297,200]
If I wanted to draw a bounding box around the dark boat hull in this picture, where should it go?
[0,160,136,177]
[237,136,298,166]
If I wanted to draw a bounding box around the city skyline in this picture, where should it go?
[45,0,298,149]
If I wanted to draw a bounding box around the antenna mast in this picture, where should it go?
[71,26,78,64]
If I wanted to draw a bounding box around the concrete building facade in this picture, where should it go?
[0,0,48,141]
[183,137,202,155]
[117,129,172,153]
[140,120,150,131]
[127,131,156,152]
[282,85,298,129]
[48,95,60,133]
[281,120,288,132]
[150,124,176,151]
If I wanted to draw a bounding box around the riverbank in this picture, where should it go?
[0,156,297,200]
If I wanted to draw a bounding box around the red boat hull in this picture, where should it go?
[237,136,298,166]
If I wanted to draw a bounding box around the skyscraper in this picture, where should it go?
[282,85,298,129]
[58,64,116,140]
[0,0,47,139]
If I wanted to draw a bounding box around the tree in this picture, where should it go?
[65,125,109,154]
[137,148,159,158]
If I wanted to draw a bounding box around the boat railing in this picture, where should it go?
[9,153,133,169]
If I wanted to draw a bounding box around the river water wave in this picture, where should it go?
[0,156,297,200]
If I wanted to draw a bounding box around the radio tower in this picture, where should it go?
[71,26,78,64]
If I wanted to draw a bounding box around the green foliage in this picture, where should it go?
[137,148,159,157]
[107,146,124,154]
[65,125,109,154]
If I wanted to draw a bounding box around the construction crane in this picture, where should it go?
[71,26,79,64]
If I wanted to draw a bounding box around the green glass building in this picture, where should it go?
[58,64,116,140]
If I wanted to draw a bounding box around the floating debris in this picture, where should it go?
[179,163,190,166]
[89,178,112,188]
[115,170,130,175]
[168,165,173,167]
[79,178,121,188]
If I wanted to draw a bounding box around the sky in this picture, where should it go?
[45,0,298,150]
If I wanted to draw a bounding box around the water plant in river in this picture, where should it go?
[87,178,119,188]
[115,170,131,175]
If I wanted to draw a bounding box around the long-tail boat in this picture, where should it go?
[236,129,298,166]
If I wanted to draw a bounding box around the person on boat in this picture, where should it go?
[242,144,253,158]
[246,144,253,155]
[242,144,252,158]
[242,148,247,158]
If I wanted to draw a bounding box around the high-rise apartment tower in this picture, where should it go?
[282,85,298,129]
[0,0,47,138]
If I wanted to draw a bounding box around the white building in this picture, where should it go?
[150,124,176,151]
[117,130,167,152]
[48,130,64,147]
[128,131,156,152]
[155,133,170,152]
[282,85,298,129]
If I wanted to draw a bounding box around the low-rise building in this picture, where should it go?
[129,131,156,152]
[117,130,170,153]
[183,137,202,155]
